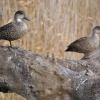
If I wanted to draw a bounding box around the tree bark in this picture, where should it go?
[0,46,100,100]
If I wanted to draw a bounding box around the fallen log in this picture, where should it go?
[0,46,99,100]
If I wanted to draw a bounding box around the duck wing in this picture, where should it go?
[65,37,92,53]
[0,22,15,32]
[0,22,18,40]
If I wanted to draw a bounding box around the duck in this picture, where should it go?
[65,26,100,54]
[0,10,30,47]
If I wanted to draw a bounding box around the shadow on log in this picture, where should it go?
[0,46,100,100]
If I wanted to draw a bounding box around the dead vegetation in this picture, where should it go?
[0,0,100,100]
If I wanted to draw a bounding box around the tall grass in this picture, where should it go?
[0,0,100,99]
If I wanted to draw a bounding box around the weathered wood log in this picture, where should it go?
[0,46,100,100]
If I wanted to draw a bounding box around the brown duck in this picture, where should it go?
[65,26,100,54]
[0,10,30,47]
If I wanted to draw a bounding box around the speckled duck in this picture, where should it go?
[0,10,30,47]
[65,26,100,54]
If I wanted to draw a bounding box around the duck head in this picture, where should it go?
[14,10,30,22]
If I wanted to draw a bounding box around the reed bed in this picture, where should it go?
[0,0,100,99]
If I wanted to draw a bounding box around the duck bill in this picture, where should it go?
[23,16,30,21]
